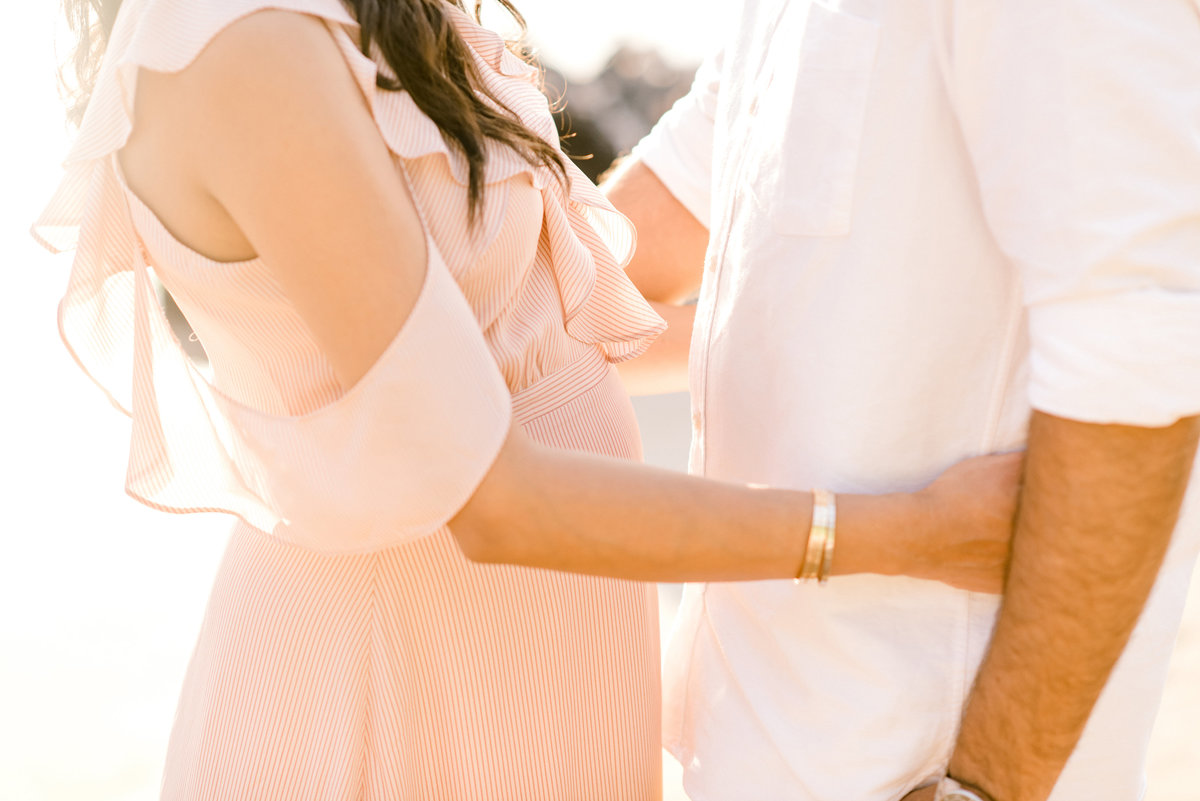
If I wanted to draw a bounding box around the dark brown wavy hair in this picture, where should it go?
[62,0,566,222]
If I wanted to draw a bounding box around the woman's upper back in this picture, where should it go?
[34,0,664,551]
[117,0,665,403]
[114,5,547,416]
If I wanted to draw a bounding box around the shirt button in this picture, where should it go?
[691,411,702,430]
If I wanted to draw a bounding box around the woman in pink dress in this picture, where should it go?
[38,0,1020,798]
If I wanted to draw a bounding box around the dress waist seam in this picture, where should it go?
[511,349,612,425]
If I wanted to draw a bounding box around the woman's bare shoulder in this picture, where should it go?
[128,6,431,390]
[122,9,367,262]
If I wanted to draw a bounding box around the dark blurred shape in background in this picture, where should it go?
[545,46,696,182]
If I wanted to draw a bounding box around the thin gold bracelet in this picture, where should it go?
[797,489,836,582]
[818,489,837,583]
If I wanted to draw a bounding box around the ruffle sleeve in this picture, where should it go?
[371,3,668,362]
[32,0,513,553]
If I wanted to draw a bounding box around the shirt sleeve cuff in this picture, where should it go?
[1028,289,1200,426]
[631,94,716,229]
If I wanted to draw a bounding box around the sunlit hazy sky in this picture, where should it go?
[486,0,723,76]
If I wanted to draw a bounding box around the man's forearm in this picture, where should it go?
[616,300,694,396]
[602,159,708,395]
[602,158,708,304]
[949,411,1200,801]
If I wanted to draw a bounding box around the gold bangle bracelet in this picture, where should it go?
[800,525,826,581]
[797,489,836,582]
[818,489,837,583]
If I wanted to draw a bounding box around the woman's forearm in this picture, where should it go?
[450,427,924,583]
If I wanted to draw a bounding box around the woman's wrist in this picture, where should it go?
[829,491,927,579]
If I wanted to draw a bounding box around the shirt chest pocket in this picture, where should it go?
[746,2,880,237]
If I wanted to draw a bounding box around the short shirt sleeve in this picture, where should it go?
[947,0,1200,426]
[631,47,724,229]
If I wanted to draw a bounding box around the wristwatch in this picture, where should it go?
[935,776,994,801]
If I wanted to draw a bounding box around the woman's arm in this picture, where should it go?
[131,9,1020,592]
[456,428,1020,591]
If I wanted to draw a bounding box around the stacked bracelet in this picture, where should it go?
[797,489,837,583]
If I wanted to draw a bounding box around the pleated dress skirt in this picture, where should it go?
[160,352,662,800]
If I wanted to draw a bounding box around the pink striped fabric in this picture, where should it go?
[33,0,668,797]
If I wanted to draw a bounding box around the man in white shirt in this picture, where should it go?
[608,1,1200,799]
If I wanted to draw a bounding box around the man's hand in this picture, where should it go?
[947,412,1200,801]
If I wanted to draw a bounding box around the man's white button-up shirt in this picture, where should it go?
[634,1,1200,799]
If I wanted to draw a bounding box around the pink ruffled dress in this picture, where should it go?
[33,0,667,798]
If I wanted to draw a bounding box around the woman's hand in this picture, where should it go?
[903,451,1025,594]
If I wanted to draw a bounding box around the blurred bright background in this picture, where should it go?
[1,2,1196,800]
